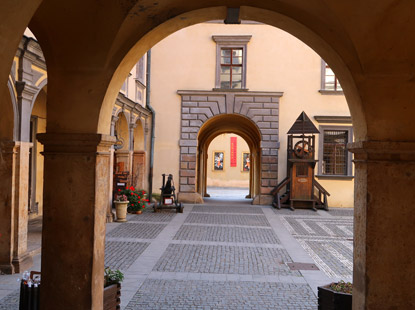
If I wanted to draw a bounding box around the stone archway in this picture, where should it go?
[3,2,414,309]
[197,117,261,203]
[177,90,282,204]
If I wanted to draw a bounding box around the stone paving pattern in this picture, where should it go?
[174,225,281,244]
[105,241,150,270]
[0,290,18,310]
[185,213,270,226]
[192,205,264,214]
[280,211,353,281]
[0,201,353,309]
[153,244,297,276]
[106,222,167,239]
[125,279,317,310]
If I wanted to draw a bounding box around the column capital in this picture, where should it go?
[37,133,115,154]
[348,141,415,161]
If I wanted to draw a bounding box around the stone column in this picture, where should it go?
[349,141,415,309]
[37,133,114,310]
[106,116,118,223]
[12,141,32,272]
[128,123,136,185]
[0,140,32,274]
[0,141,17,274]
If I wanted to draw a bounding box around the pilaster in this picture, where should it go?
[0,140,32,274]
[37,133,115,310]
[348,141,415,309]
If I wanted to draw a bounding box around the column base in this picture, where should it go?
[252,194,273,205]
[0,263,15,275]
[177,192,204,204]
[12,253,33,273]
[106,211,115,223]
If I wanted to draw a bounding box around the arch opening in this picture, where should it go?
[197,114,262,204]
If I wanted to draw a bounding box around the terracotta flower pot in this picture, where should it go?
[114,201,129,222]
[136,210,142,214]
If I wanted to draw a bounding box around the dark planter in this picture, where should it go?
[104,283,121,310]
[318,284,352,310]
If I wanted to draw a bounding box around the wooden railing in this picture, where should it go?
[314,179,330,210]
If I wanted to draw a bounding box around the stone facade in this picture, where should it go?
[178,90,282,204]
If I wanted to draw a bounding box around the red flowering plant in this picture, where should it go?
[118,187,149,212]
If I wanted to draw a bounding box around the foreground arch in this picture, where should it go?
[0,1,414,309]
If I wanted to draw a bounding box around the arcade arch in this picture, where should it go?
[0,2,413,309]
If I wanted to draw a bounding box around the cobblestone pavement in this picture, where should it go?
[278,209,354,281]
[0,197,354,309]
[125,279,316,310]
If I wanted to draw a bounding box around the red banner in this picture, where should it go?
[230,137,237,167]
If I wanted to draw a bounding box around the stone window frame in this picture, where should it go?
[317,125,354,179]
[319,59,344,95]
[212,35,252,90]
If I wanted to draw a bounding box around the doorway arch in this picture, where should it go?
[177,90,282,204]
[198,114,262,203]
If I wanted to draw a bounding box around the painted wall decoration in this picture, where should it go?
[213,151,224,171]
[242,152,250,172]
[230,137,237,167]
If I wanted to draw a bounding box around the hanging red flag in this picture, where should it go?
[230,137,237,167]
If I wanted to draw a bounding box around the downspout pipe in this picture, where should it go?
[146,49,155,202]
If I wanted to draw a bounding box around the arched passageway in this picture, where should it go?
[0,2,414,309]
[205,133,251,199]
[197,114,262,203]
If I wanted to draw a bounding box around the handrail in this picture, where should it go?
[271,177,290,195]
[314,179,330,196]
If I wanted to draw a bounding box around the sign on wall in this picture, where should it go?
[230,137,237,167]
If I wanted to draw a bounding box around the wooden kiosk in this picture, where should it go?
[272,112,329,211]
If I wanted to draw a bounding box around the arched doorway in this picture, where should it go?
[205,133,251,199]
[197,114,262,203]
[177,91,282,204]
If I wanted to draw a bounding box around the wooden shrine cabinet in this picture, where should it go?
[272,112,330,211]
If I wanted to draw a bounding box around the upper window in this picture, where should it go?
[220,48,243,89]
[136,55,146,85]
[320,60,343,93]
[212,35,251,90]
[317,125,353,177]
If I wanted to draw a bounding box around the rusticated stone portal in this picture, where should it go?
[177,90,282,204]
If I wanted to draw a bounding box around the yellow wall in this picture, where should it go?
[150,22,353,207]
[207,134,250,188]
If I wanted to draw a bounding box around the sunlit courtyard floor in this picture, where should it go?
[0,188,353,309]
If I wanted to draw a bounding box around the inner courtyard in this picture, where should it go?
[1,1,415,309]
[0,197,353,309]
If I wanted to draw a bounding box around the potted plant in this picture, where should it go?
[119,187,149,214]
[113,193,129,222]
[104,267,124,310]
[318,280,352,310]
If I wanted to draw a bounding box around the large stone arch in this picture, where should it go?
[177,90,282,204]
[2,2,413,309]
[197,114,263,204]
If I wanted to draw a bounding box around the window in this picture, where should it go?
[318,126,353,177]
[136,55,145,85]
[220,48,243,89]
[320,60,343,93]
[212,35,251,90]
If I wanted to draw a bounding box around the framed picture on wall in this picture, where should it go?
[213,151,224,171]
[242,152,250,172]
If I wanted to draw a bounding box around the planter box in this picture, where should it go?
[104,283,121,310]
[318,285,352,310]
